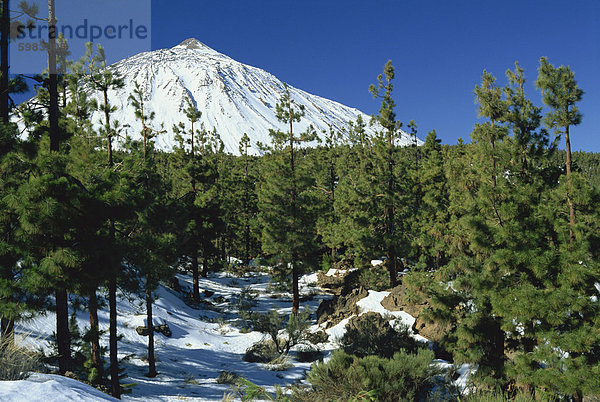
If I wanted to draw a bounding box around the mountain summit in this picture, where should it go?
[88,39,420,154]
[175,38,209,50]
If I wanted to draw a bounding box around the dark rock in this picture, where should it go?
[296,346,323,362]
[243,339,280,363]
[381,283,451,344]
[316,286,368,328]
[305,329,329,345]
[154,323,172,337]
[136,326,151,336]
[316,271,346,295]
[169,277,182,292]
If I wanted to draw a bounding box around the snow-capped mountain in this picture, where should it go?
[87,38,421,155]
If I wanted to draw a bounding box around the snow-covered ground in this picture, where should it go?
[7,269,467,400]
[11,270,329,400]
[0,373,117,401]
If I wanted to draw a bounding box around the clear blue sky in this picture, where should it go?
[150,0,600,152]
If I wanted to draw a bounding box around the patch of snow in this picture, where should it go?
[325,268,349,277]
[356,290,429,343]
[0,373,117,401]
[299,272,318,287]
[370,259,384,266]
[325,317,352,342]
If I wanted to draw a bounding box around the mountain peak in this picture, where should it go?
[174,38,207,50]
[88,42,420,155]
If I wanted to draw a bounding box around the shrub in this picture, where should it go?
[231,286,258,313]
[242,339,279,363]
[0,336,43,380]
[250,308,311,355]
[342,266,390,295]
[464,389,537,402]
[216,370,242,385]
[340,312,421,358]
[302,349,443,401]
[296,344,323,363]
[264,355,294,371]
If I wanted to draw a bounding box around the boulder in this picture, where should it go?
[316,286,368,328]
[381,283,422,317]
[136,323,172,337]
[412,316,451,344]
[243,339,279,363]
[381,283,451,344]
[155,323,172,337]
[169,276,182,292]
[305,329,329,345]
[136,326,151,336]
[316,271,346,295]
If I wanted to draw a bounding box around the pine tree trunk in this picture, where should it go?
[48,0,59,152]
[387,137,397,286]
[0,0,9,123]
[103,89,113,166]
[565,124,575,244]
[491,317,505,384]
[201,242,209,278]
[520,322,535,396]
[244,154,250,266]
[289,118,300,315]
[191,246,200,300]
[108,222,120,398]
[145,274,157,378]
[244,221,250,267]
[108,276,120,398]
[55,288,71,374]
[0,264,14,345]
[88,289,102,382]
[292,260,299,315]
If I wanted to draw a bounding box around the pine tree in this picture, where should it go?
[170,99,206,299]
[239,133,254,266]
[120,133,176,378]
[368,60,409,285]
[79,42,124,397]
[0,121,29,344]
[535,57,583,244]
[0,1,30,343]
[312,126,342,265]
[0,0,9,124]
[258,84,318,314]
[332,114,390,268]
[195,127,223,278]
[232,133,259,266]
[413,130,449,269]
[81,42,125,166]
[437,70,511,388]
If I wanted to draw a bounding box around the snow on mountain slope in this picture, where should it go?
[89,38,421,155]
